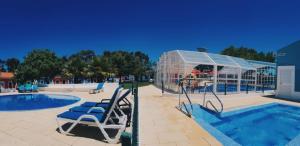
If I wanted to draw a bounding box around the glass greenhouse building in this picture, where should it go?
[155,50,276,94]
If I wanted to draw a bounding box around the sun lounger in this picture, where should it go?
[18,85,25,93]
[70,89,132,127]
[89,83,104,94]
[56,87,127,144]
[70,89,131,113]
[25,83,32,92]
[32,85,38,92]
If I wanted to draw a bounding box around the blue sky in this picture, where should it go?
[0,0,300,61]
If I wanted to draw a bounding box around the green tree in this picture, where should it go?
[64,55,85,83]
[100,51,153,81]
[89,56,104,82]
[221,46,275,62]
[63,50,98,83]
[14,48,154,83]
[6,58,20,72]
[70,50,96,63]
[265,52,275,62]
[15,49,61,83]
[15,64,39,83]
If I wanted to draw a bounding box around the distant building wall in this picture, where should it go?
[276,40,300,99]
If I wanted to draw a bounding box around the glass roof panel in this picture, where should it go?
[247,60,276,68]
[175,50,275,69]
[207,53,238,67]
[230,57,256,70]
[177,50,215,65]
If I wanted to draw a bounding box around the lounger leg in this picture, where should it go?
[56,118,68,134]
[112,124,126,144]
[96,119,127,144]
[56,118,79,135]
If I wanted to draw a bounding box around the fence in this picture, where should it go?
[121,81,139,146]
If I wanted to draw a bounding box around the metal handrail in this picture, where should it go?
[177,82,193,117]
[182,102,192,118]
[206,101,219,113]
[181,84,193,110]
[203,84,224,113]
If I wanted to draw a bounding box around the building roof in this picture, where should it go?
[278,40,300,53]
[277,40,300,66]
[0,72,14,80]
[168,50,275,70]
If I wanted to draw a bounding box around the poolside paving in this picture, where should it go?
[0,88,121,146]
[138,85,300,146]
[0,85,300,146]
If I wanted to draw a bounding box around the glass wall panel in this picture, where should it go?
[240,69,256,91]
[216,66,239,93]
[256,66,276,91]
[181,64,214,94]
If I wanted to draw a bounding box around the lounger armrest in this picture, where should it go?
[87,107,106,113]
[100,99,111,103]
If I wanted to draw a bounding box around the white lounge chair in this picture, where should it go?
[56,87,127,144]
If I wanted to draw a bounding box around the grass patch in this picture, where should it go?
[121,82,152,89]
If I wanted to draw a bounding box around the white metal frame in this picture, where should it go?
[156,50,276,94]
[56,89,127,144]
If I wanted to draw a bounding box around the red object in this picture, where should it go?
[0,72,14,88]
[191,69,201,75]
[53,76,69,84]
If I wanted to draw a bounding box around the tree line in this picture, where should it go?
[1,49,154,83]
[0,46,275,83]
[197,46,275,62]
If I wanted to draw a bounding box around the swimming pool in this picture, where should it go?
[189,103,300,146]
[0,94,80,111]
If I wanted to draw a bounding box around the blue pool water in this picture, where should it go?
[189,103,300,146]
[0,94,80,111]
[186,84,273,93]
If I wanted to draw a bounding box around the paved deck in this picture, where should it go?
[0,85,300,146]
[139,85,300,146]
[0,89,122,146]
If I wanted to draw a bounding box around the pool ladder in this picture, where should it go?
[202,84,224,114]
[176,82,193,118]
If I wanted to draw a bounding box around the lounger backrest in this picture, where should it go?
[97,83,104,90]
[101,87,122,123]
[117,89,131,104]
[25,84,32,88]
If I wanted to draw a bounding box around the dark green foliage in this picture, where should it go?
[15,49,61,83]
[13,49,154,83]
[63,50,97,83]
[6,58,20,72]
[221,46,275,62]
[99,51,153,80]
